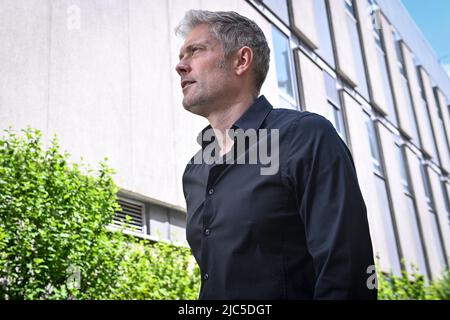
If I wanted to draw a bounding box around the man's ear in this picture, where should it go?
[234,46,253,76]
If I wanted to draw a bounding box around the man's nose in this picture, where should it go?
[175,60,191,76]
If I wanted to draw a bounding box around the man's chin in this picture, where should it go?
[183,99,206,116]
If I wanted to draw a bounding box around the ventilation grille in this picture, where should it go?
[113,199,144,232]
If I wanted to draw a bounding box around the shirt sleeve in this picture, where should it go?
[283,113,377,299]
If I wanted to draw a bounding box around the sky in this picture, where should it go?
[401,0,450,76]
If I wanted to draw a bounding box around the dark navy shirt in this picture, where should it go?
[182,96,376,299]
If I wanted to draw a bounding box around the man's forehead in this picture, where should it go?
[180,25,216,50]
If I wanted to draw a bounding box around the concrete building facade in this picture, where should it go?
[1,0,449,279]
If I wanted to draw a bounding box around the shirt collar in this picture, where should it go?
[196,95,273,149]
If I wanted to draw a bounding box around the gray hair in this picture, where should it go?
[175,10,270,96]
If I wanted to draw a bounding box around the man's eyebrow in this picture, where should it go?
[179,41,210,60]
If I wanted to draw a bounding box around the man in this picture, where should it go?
[175,10,377,300]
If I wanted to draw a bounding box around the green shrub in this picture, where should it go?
[378,267,450,300]
[111,240,200,300]
[0,128,199,300]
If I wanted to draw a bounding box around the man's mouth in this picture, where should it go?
[181,80,196,90]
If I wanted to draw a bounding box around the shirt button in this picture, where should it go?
[204,228,211,236]
[203,273,209,280]
[208,188,214,195]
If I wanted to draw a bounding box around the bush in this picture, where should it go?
[378,268,450,300]
[111,240,200,300]
[0,128,199,300]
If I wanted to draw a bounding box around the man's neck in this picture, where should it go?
[206,93,255,156]
[206,94,255,132]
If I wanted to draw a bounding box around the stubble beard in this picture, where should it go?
[182,83,211,116]
[182,57,230,116]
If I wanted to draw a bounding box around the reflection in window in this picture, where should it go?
[401,77,421,143]
[324,71,340,104]
[262,0,289,25]
[345,0,356,17]
[346,0,369,99]
[377,47,398,125]
[272,26,296,109]
[314,0,335,67]
[432,88,450,164]
[364,112,401,275]
[420,165,435,213]
[396,146,429,276]
[396,145,412,194]
[394,40,407,77]
[391,30,421,143]
[374,175,401,276]
[368,0,382,47]
[420,166,447,270]
[324,72,347,142]
[405,194,429,276]
[441,181,450,226]
[364,112,383,174]
[329,103,347,143]
[416,65,439,159]
[367,1,401,126]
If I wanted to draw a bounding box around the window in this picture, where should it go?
[442,181,450,225]
[364,5,398,125]
[433,87,450,155]
[401,77,421,142]
[314,0,335,67]
[396,145,412,195]
[345,0,356,17]
[389,31,421,143]
[404,193,429,276]
[324,72,347,142]
[392,31,407,77]
[420,166,447,269]
[420,165,435,213]
[261,0,289,25]
[376,42,398,125]
[416,65,439,159]
[113,195,188,245]
[364,112,383,174]
[272,26,297,109]
[324,71,339,104]
[364,112,401,274]
[346,0,370,99]
[374,175,401,275]
[113,198,145,233]
[396,145,429,276]
[368,0,382,47]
